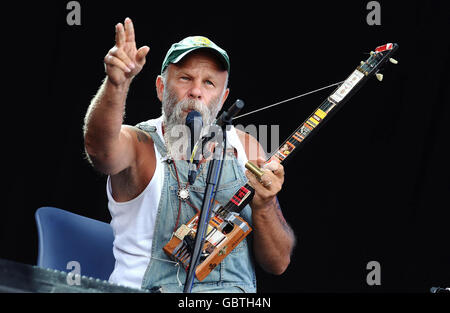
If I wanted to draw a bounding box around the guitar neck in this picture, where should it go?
[226,43,398,213]
[269,64,375,164]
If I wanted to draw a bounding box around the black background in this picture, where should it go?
[1,0,449,293]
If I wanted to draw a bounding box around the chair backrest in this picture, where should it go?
[35,206,115,281]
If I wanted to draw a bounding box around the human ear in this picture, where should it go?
[156,75,164,102]
[220,88,230,110]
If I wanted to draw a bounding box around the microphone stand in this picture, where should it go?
[183,100,244,293]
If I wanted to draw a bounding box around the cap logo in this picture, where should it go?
[192,36,212,47]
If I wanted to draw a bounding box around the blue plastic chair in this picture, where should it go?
[35,206,116,281]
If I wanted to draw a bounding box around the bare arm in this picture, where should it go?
[237,130,296,275]
[83,18,150,175]
[249,191,296,275]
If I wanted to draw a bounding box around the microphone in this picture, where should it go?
[198,99,245,154]
[185,110,203,161]
[186,111,203,184]
[187,100,245,184]
[200,99,245,160]
[215,99,245,128]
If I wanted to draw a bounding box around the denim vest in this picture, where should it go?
[136,121,256,293]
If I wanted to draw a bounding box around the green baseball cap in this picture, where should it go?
[161,36,230,74]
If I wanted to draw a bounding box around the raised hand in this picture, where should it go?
[104,17,150,86]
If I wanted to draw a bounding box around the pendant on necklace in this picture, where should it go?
[177,185,190,201]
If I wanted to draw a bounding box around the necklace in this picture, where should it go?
[177,185,190,202]
[168,158,207,232]
[173,160,190,202]
[162,124,210,230]
[169,159,207,202]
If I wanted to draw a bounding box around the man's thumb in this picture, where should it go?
[136,46,150,65]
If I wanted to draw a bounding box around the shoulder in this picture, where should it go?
[234,127,266,163]
[113,124,156,173]
[123,125,153,144]
[110,125,157,201]
[120,124,153,151]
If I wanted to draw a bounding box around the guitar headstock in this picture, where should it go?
[359,43,399,81]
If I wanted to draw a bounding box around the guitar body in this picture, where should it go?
[163,201,252,281]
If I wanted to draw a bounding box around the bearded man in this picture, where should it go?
[83,17,296,293]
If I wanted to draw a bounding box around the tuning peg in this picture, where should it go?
[360,61,365,65]
[389,58,398,64]
[370,51,375,55]
[376,73,384,81]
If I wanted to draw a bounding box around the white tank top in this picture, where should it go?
[106,116,249,289]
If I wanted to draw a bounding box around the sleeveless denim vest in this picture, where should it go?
[136,121,256,293]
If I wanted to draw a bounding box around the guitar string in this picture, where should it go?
[233,81,345,120]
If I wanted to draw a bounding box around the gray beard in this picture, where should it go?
[161,86,223,160]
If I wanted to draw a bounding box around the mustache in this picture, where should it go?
[164,92,216,124]
[162,87,206,118]
[179,99,208,114]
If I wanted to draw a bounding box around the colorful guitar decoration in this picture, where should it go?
[163,43,399,281]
